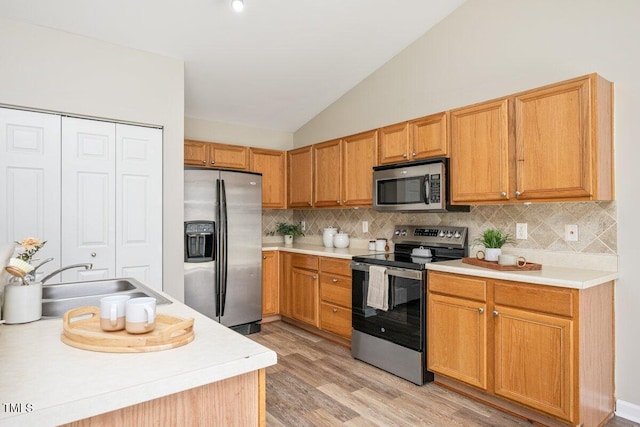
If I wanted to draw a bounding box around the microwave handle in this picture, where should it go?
[423,175,430,205]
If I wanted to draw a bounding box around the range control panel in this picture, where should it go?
[392,225,468,249]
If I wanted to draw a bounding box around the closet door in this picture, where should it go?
[0,108,61,273]
[115,124,163,289]
[61,117,116,283]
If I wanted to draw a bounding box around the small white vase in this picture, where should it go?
[3,281,42,324]
[283,234,294,245]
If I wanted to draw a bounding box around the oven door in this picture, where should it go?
[351,263,425,351]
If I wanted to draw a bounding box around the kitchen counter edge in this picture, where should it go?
[425,259,618,289]
[0,290,277,427]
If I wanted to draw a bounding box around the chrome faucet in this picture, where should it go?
[40,263,93,285]
[30,257,54,279]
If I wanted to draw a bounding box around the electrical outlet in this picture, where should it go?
[516,223,528,240]
[565,224,578,241]
[300,221,306,232]
[362,221,368,233]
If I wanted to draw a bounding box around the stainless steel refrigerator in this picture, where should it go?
[184,167,263,334]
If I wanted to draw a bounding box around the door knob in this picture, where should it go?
[402,153,407,158]
[332,278,338,283]
[478,307,484,313]
[332,308,338,313]
[515,191,521,197]
[210,160,215,164]
[492,310,499,316]
[201,160,206,164]
[412,152,416,157]
[500,191,507,197]
[91,252,97,257]
[263,255,266,260]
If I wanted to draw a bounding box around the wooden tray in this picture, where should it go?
[462,257,542,271]
[61,306,195,353]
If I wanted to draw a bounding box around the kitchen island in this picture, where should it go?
[0,291,277,427]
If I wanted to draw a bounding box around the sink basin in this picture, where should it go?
[42,279,136,299]
[41,278,172,318]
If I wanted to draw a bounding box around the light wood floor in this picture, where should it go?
[250,321,638,427]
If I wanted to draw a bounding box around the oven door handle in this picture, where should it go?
[350,262,423,280]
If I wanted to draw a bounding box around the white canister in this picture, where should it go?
[322,227,338,248]
[333,233,350,248]
[375,239,387,252]
[2,282,42,324]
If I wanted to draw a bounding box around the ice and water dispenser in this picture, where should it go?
[184,221,215,262]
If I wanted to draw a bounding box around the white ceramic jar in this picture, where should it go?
[333,233,350,248]
[322,227,338,248]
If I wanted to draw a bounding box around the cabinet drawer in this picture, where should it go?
[290,254,318,270]
[428,271,487,302]
[320,303,352,339]
[320,273,351,307]
[494,281,574,318]
[319,257,352,277]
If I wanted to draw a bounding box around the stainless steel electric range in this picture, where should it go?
[350,225,468,385]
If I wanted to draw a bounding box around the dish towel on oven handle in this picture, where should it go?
[367,265,389,311]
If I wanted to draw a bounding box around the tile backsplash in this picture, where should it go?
[263,201,617,254]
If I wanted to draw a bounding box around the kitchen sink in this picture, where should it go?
[41,278,172,318]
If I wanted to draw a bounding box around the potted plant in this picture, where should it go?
[473,228,514,261]
[269,222,304,245]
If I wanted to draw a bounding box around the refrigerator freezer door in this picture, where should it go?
[219,170,262,328]
[184,169,219,320]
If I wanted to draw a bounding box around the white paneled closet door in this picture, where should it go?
[0,108,61,274]
[61,117,116,283]
[115,124,162,289]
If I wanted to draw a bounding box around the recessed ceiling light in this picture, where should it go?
[231,0,244,12]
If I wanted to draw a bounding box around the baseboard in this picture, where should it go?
[616,399,640,423]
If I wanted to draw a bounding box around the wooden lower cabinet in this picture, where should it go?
[318,257,352,340]
[290,267,319,326]
[63,369,265,427]
[279,253,352,342]
[261,251,279,317]
[427,271,614,427]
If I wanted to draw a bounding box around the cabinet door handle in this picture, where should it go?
[210,160,215,165]
[312,275,317,280]
[332,278,338,283]
[201,160,206,164]
[492,310,499,316]
[478,307,484,313]
[343,199,347,203]
[332,308,338,313]
[336,200,341,204]
[307,201,312,206]
[402,153,407,158]
[91,252,97,258]
[412,152,416,157]
[263,255,267,260]
[515,191,521,197]
[500,191,507,197]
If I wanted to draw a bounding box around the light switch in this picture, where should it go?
[362,221,368,233]
[516,223,527,240]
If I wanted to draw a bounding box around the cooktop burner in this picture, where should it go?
[352,225,469,270]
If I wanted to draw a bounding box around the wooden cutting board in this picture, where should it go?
[462,257,542,271]
[61,306,195,353]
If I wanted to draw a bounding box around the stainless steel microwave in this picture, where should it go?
[373,159,469,212]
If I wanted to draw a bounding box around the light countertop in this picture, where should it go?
[263,241,617,289]
[425,259,618,289]
[262,242,380,260]
[0,292,277,427]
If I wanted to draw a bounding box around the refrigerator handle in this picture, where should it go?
[220,179,228,317]
[215,179,222,317]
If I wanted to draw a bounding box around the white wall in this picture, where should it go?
[0,18,185,300]
[295,0,640,416]
[185,116,293,151]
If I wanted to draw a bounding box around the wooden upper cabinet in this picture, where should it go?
[287,146,313,208]
[409,112,448,159]
[378,122,410,164]
[184,140,209,166]
[379,113,448,165]
[209,142,248,169]
[450,98,511,203]
[450,74,613,205]
[313,139,342,208]
[184,140,248,170]
[250,148,286,209]
[514,74,613,201]
[342,130,378,206]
